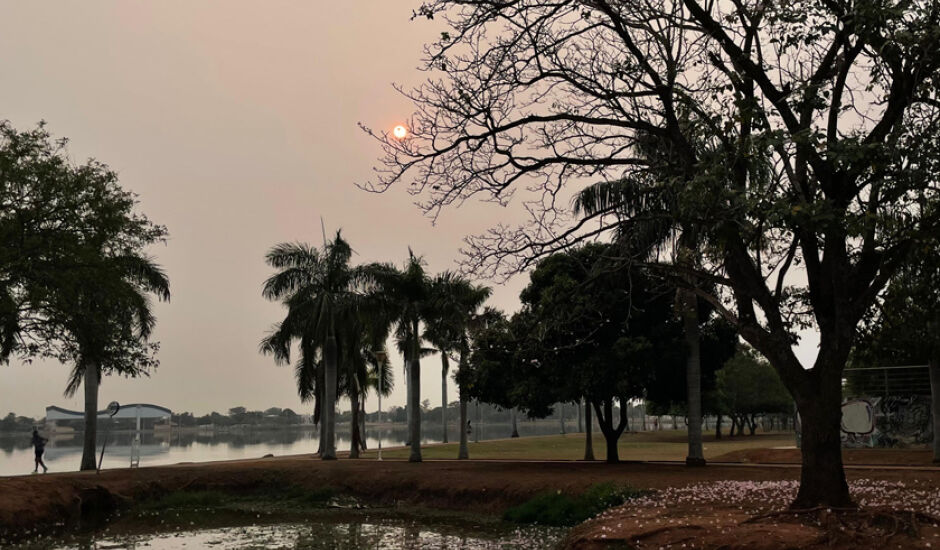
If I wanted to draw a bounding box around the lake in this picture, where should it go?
[0,420,578,477]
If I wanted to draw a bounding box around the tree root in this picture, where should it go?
[743,507,940,546]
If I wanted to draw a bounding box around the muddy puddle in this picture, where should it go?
[7,508,566,549]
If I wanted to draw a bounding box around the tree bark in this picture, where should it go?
[792,383,853,508]
[593,398,627,463]
[80,361,99,471]
[715,414,722,439]
[409,320,422,462]
[930,354,940,462]
[510,407,519,437]
[583,400,595,461]
[321,329,338,460]
[680,288,705,466]
[458,350,470,459]
[441,352,449,443]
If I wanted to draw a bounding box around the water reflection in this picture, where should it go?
[9,519,565,550]
[0,420,573,476]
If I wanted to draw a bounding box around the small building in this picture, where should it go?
[45,404,172,432]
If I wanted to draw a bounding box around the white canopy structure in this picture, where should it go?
[46,403,171,424]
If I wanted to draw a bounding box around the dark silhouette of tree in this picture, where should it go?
[366,1,940,507]
[0,122,170,471]
[261,233,382,460]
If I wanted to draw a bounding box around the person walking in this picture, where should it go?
[31,427,48,474]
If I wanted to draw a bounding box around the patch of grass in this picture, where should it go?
[503,483,649,527]
[139,490,227,510]
[138,485,336,513]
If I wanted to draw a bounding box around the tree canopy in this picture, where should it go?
[367,0,940,507]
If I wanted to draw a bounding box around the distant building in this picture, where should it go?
[45,404,172,432]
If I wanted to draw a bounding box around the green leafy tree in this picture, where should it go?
[0,122,170,471]
[367,1,940,507]
[465,244,693,463]
[716,347,793,436]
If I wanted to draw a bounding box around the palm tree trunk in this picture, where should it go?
[408,320,422,462]
[679,286,705,466]
[930,353,940,462]
[404,357,411,446]
[583,400,595,461]
[510,407,519,437]
[349,376,361,459]
[80,360,99,471]
[359,393,367,451]
[458,350,470,459]
[322,328,338,460]
[441,352,449,443]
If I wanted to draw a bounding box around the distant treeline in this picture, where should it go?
[0,413,40,433]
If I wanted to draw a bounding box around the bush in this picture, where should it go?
[503,483,649,527]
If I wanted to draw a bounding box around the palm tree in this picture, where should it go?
[57,253,171,471]
[424,272,492,446]
[371,250,436,462]
[261,232,378,460]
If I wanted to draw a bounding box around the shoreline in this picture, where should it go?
[4,452,940,546]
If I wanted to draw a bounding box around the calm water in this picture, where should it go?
[0,421,576,476]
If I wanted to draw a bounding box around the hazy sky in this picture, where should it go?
[0,2,819,419]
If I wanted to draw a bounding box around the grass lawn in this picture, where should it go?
[356,430,795,461]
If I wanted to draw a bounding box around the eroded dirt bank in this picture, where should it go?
[2,456,939,547]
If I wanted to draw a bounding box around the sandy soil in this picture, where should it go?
[2,453,939,548]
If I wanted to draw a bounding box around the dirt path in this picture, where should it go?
[3,455,940,547]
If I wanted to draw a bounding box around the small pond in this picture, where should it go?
[6,506,567,550]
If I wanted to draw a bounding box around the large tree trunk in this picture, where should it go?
[792,379,852,509]
[408,321,422,462]
[458,350,470,459]
[510,407,519,438]
[321,330,338,460]
[593,398,627,463]
[680,288,705,466]
[80,361,99,471]
[583,400,595,461]
[930,354,940,462]
[458,395,469,459]
[441,352,449,443]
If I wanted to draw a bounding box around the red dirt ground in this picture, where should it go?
[2,454,939,548]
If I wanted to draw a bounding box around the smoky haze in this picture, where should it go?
[0,1,530,418]
[0,2,820,420]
